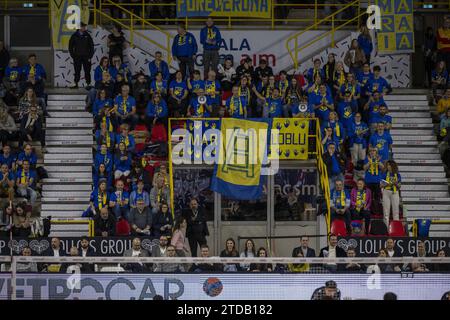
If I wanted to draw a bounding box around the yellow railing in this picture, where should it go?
[167,117,331,231]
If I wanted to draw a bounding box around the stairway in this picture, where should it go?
[386,90,450,237]
[41,91,93,236]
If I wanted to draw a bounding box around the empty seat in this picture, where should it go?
[389,220,406,237]
[331,219,347,236]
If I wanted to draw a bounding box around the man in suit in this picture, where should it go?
[41,237,66,272]
[79,237,96,273]
[319,234,347,272]
[292,236,316,258]
[123,237,151,272]
[152,235,169,258]
[183,198,209,257]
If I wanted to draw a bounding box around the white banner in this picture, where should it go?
[1,273,449,300]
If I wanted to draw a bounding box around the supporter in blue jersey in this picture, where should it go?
[146,93,169,127]
[204,70,221,111]
[171,23,198,79]
[17,144,37,168]
[337,90,357,130]
[0,163,14,201]
[305,58,324,84]
[0,145,16,170]
[187,70,205,97]
[348,113,369,167]
[95,121,115,153]
[188,88,213,118]
[115,123,136,153]
[366,65,392,96]
[311,84,334,122]
[94,57,112,84]
[109,179,130,221]
[109,55,131,83]
[84,180,110,218]
[363,147,384,215]
[226,86,247,119]
[148,51,170,81]
[15,160,37,206]
[168,70,189,117]
[372,105,392,131]
[262,87,284,118]
[150,72,168,98]
[364,90,386,127]
[113,84,137,129]
[330,179,351,233]
[369,123,393,162]
[94,143,114,173]
[321,111,345,147]
[114,142,132,180]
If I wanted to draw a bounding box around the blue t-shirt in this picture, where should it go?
[204,80,221,105]
[369,131,393,162]
[114,95,136,116]
[115,134,136,152]
[109,63,131,83]
[322,120,345,143]
[0,171,15,182]
[93,98,114,116]
[90,189,110,208]
[348,121,369,148]
[146,100,169,118]
[265,97,283,118]
[368,99,386,123]
[170,80,188,99]
[110,190,130,208]
[15,169,37,187]
[367,76,390,94]
[5,66,21,82]
[226,96,247,118]
[189,79,205,94]
[330,189,350,209]
[356,71,374,93]
[150,80,168,96]
[129,190,150,207]
[336,101,356,129]
[17,152,37,166]
[114,152,132,172]
[364,156,383,184]
[190,96,212,117]
[372,113,392,128]
[0,153,16,169]
[94,152,113,173]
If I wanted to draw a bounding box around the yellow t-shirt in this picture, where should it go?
[437,97,450,115]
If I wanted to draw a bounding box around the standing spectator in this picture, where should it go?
[369,122,392,162]
[15,160,37,206]
[424,27,437,88]
[220,238,240,272]
[344,39,366,75]
[149,51,170,82]
[350,179,372,233]
[323,53,336,89]
[94,207,116,237]
[113,85,137,129]
[322,142,345,190]
[204,70,221,115]
[363,147,384,215]
[239,238,256,271]
[171,24,198,79]
[226,86,248,119]
[184,198,209,257]
[85,180,110,217]
[16,143,37,168]
[150,175,170,214]
[437,17,450,69]
[93,57,111,85]
[68,22,94,89]
[357,26,373,65]
[330,179,351,233]
[171,217,190,257]
[129,179,150,208]
[200,17,222,78]
[107,24,126,62]
[153,202,173,238]
[0,107,17,147]
[19,105,45,149]
[129,198,152,235]
[109,179,130,221]
[0,144,16,171]
[381,160,402,227]
[319,234,347,272]
[110,55,132,84]
[348,112,368,167]
[0,41,9,82]
[235,57,254,80]
[168,70,189,117]
[305,58,324,84]
[292,236,316,258]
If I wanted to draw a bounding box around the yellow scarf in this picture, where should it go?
[121,135,130,147]
[102,116,113,132]
[345,82,355,95]
[206,81,216,98]
[331,121,341,138]
[338,72,345,86]
[178,35,185,45]
[279,80,289,96]
[239,86,250,102]
[208,28,214,39]
[105,132,111,148]
[20,170,28,184]
[121,97,128,115]
[338,190,346,208]
[29,65,35,77]
[386,173,398,193]
[369,157,379,175]
[230,97,243,116]
[356,190,366,212]
[266,85,274,98]
[98,191,107,209]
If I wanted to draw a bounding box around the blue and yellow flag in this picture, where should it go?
[210,118,269,200]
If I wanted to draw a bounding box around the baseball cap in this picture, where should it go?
[325,280,337,289]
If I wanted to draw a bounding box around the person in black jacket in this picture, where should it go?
[94,207,116,237]
[19,105,45,149]
[319,234,347,272]
[189,244,221,272]
[152,202,173,238]
[183,198,209,257]
[68,22,94,89]
[41,237,67,272]
[322,142,345,191]
[292,236,316,258]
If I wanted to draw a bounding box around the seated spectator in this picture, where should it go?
[0,107,17,147]
[110,55,131,84]
[20,74,46,104]
[381,160,402,227]
[284,77,307,117]
[322,142,345,190]
[217,58,236,92]
[235,57,254,81]
[220,238,240,272]
[11,203,31,237]
[17,87,45,120]
[319,234,346,272]
[150,175,170,214]
[189,244,221,272]
[19,105,45,149]
[114,142,132,180]
[153,202,173,238]
[168,70,189,117]
[41,238,66,273]
[171,217,190,257]
[148,51,169,82]
[145,93,169,131]
[88,72,115,111]
[305,58,324,84]
[292,236,316,258]
[288,249,310,273]
[369,123,392,162]
[434,249,450,272]
[372,105,392,131]
[363,147,384,214]
[85,180,110,217]
[385,238,402,272]
[153,245,185,273]
[152,163,169,188]
[129,179,150,208]
[94,143,113,174]
[94,207,116,237]
[357,62,374,100]
[311,84,334,122]
[187,70,204,97]
[407,241,430,272]
[115,123,136,153]
[436,88,450,118]
[344,247,363,272]
[109,179,130,221]
[17,143,37,168]
[239,239,256,271]
[350,179,372,234]
[187,88,213,118]
[150,72,168,98]
[17,247,38,273]
[321,111,345,148]
[225,85,247,119]
[440,108,450,143]
[152,235,169,258]
[330,179,351,233]
[249,247,272,272]
[431,60,448,104]
[93,89,115,130]
[22,53,47,84]
[15,160,37,206]
[65,246,86,274]
[94,56,112,85]
[93,163,113,190]
[366,248,395,273]
[348,112,369,167]
[129,198,152,235]
[0,163,15,201]
[339,73,360,108]
[2,58,21,106]
[123,237,151,273]
[0,144,17,170]
[95,121,115,153]
[365,91,387,130]
[113,84,137,129]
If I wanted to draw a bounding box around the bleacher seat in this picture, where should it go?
[368,220,388,236]
[330,219,347,236]
[388,220,406,237]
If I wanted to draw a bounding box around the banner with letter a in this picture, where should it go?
[376,0,414,54]
[50,0,90,50]
[210,118,269,200]
[176,0,272,18]
[270,118,309,160]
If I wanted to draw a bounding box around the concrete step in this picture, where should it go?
[398,166,444,172]
[47,105,86,111]
[42,178,92,183]
[400,171,446,178]
[44,159,93,165]
[391,129,434,135]
[42,203,87,211]
[393,140,437,146]
[47,100,85,106]
[47,94,85,101]
[384,100,427,105]
[401,191,449,197]
[402,184,449,191]
[48,111,91,118]
[46,140,93,147]
[44,150,92,158]
[389,106,430,111]
[394,153,441,160]
[401,177,449,183]
[389,112,430,118]
[42,197,89,203]
[395,159,443,165]
[392,123,434,129]
[391,135,436,141]
[393,118,432,124]
[405,211,450,218]
[46,122,92,128]
[44,146,92,154]
[405,204,450,211]
[42,184,92,191]
[392,147,439,153]
[46,135,92,142]
[46,129,93,136]
[384,95,427,101]
[42,191,91,198]
[47,172,92,179]
[402,197,450,203]
[45,166,91,172]
[46,117,92,125]
[42,211,84,218]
